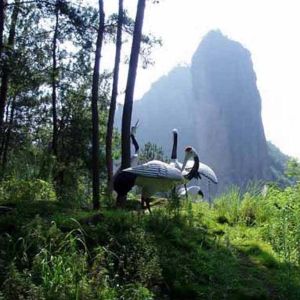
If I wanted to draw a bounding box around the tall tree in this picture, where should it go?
[51,2,59,155]
[91,0,105,210]
[44,0,95,156]
[0,0,20,128]
[105,0,123,195]
[0,0,6,54]
[121,0,146,170]
[1,95,15,167]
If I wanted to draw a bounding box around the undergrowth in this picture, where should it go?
[1,183,300,299]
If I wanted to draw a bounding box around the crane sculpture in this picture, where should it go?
[113,120,140,176]
[114,146,200,212]
[170,129,218,199]
[129,120,140,167]
[177,186,204,201]
[170,129,218,184]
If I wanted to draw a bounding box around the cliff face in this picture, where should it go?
[190,30,270,190]
[124,30,273,193]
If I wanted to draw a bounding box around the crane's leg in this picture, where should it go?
[141,196,146,210]
[140,196,151,213]
[145,198,152,214]
[116,194,127,208]
[184,184,188,200]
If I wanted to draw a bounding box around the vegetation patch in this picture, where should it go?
[1,184,300,298]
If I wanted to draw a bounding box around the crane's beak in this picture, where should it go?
[134,119,139,129]
[131,120,140,135]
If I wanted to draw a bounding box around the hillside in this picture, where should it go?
[1,184,300,299]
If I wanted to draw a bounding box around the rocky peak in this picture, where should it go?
[121,30,275,194]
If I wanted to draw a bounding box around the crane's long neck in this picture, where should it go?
[130,134,139,154]
[185,154,199,181]
[171,131,178,160]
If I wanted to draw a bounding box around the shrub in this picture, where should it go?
[213,187,241,225]
[262,184,300,265]
[0,179,57,204]
[118,283,154,300]
[2,264,45,300]
[104,227,162,287]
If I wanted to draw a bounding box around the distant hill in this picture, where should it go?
[267,141,291,186]
[117,30,290,194]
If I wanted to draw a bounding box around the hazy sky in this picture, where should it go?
[99,0,300,159]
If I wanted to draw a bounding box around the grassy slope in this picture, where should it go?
[1,188,300,299]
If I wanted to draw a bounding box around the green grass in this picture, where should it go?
[1,184,300,299]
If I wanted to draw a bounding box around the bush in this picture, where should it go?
[262,184,300,265]
[213,187,241,225]
[0,179,57,204]
[118,283,154,300]
[104,227,162,288]
[2,264,45,300]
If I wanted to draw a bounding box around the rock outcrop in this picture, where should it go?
[119,30,281,193]
[190,30,270,191]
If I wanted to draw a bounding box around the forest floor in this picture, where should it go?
[1,189,300,299]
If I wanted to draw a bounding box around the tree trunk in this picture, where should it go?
[2,96,15,168]
[121,0,146,170]
[51,5,59,156]
[105,0,123,196]
[0,0,6,54]
[91,0,105,210]
[0,0,19,129]
[0,96,10,162]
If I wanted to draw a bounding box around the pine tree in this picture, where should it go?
[91,0,105,210]
[121,0,146,170]
[106,0,123,195]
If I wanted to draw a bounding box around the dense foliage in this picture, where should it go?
[1,184,300,299]
[0,0,160,205]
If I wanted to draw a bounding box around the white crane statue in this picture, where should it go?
[170,129,218,184]
[114,146,200,212]
[113,120,140,175]
[129,120,140,167]
[177,186,204,201]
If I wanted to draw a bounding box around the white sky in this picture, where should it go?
[98,0,300,159]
